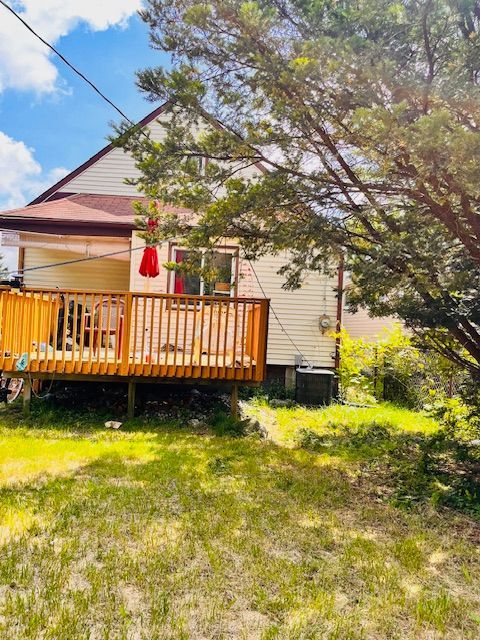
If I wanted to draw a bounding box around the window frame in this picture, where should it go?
[169,245,239,300]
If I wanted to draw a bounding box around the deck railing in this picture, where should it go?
[0,287,269,382]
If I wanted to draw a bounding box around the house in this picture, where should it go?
[0,103,345,411]
[342,306,399,341]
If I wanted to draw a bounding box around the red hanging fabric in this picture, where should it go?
[174,249,185,293]
[139,218,160,278]
[147,218,158,232]
[139,246,160,278]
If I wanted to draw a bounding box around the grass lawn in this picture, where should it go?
[0,401,479,639]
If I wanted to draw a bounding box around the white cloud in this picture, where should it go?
[0,0,142,94]
[0,130,68,209]
[0,130,69,271]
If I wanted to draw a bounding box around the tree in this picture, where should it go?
[118,0,480,372]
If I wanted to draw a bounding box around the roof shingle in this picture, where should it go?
[0,193,192,228]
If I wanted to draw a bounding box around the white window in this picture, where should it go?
[171,247,236,297]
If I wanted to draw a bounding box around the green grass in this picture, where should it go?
[0,403,479,639]
[247,401,440,445]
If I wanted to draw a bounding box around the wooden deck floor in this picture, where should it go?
[26,348,253,368]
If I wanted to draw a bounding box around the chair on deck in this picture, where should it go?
[84,297,125,360]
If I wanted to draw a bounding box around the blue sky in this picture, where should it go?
[1,15,164,174]
[0,2,170,212]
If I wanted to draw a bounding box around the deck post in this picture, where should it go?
[127,380,136,419]
[23,378,32,416]
[231,382,239,418]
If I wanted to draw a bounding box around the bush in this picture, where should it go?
[391,431,480,516]
[295,420,395,452]
[295,417,480,517]
[295,427,328,450]
[426,397,480,441]
[337,326,462,408]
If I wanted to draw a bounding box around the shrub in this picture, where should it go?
[295,427,328,450]
[426,397,480,441]
[294,416,480,517]
[347,420,393,444]
[337,326,463,408]
[295,420,394,452]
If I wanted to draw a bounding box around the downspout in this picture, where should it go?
[334,253,345,396]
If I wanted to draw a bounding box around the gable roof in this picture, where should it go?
[29,100,267,206]
[29,102,171,205]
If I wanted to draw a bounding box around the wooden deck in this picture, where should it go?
[0,287,269,383]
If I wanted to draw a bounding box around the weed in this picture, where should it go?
[207,456,232,475]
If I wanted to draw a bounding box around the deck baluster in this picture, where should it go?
[0,288,269,384]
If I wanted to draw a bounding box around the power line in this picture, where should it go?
[248,260,313,368]
[0,1,316,369]
[0,0,135,127]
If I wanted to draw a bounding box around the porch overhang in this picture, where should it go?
[0,193,194,238]
[2,230,131,261]
[0,217,133,237]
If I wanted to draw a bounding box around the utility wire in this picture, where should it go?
[0,1,316,369]
[3,245,145,277]
[0,0,135,127]
[248,260,313,368]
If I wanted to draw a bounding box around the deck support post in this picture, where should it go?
[127,380,136,420]
[23,378,32,417]
[231,383,239,418]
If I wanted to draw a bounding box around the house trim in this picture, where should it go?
[0,217,133,237]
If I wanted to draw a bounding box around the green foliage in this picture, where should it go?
[295,420,397,455]
[264,378,296,401]
[208,410,266,438]
[426,396,480,440]
[336,328,378,404]
[117,0,480,373]
[295,426,328,450]
[338,326,460,407]
[208,411,247,437]
[293,411,480,517]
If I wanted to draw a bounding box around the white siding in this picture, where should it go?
[66,118,169,196]
[66,148,142,196]
[60,114,260,196]
[343,308,399,340]
[23,247,130,291]
[242,253,338,367]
